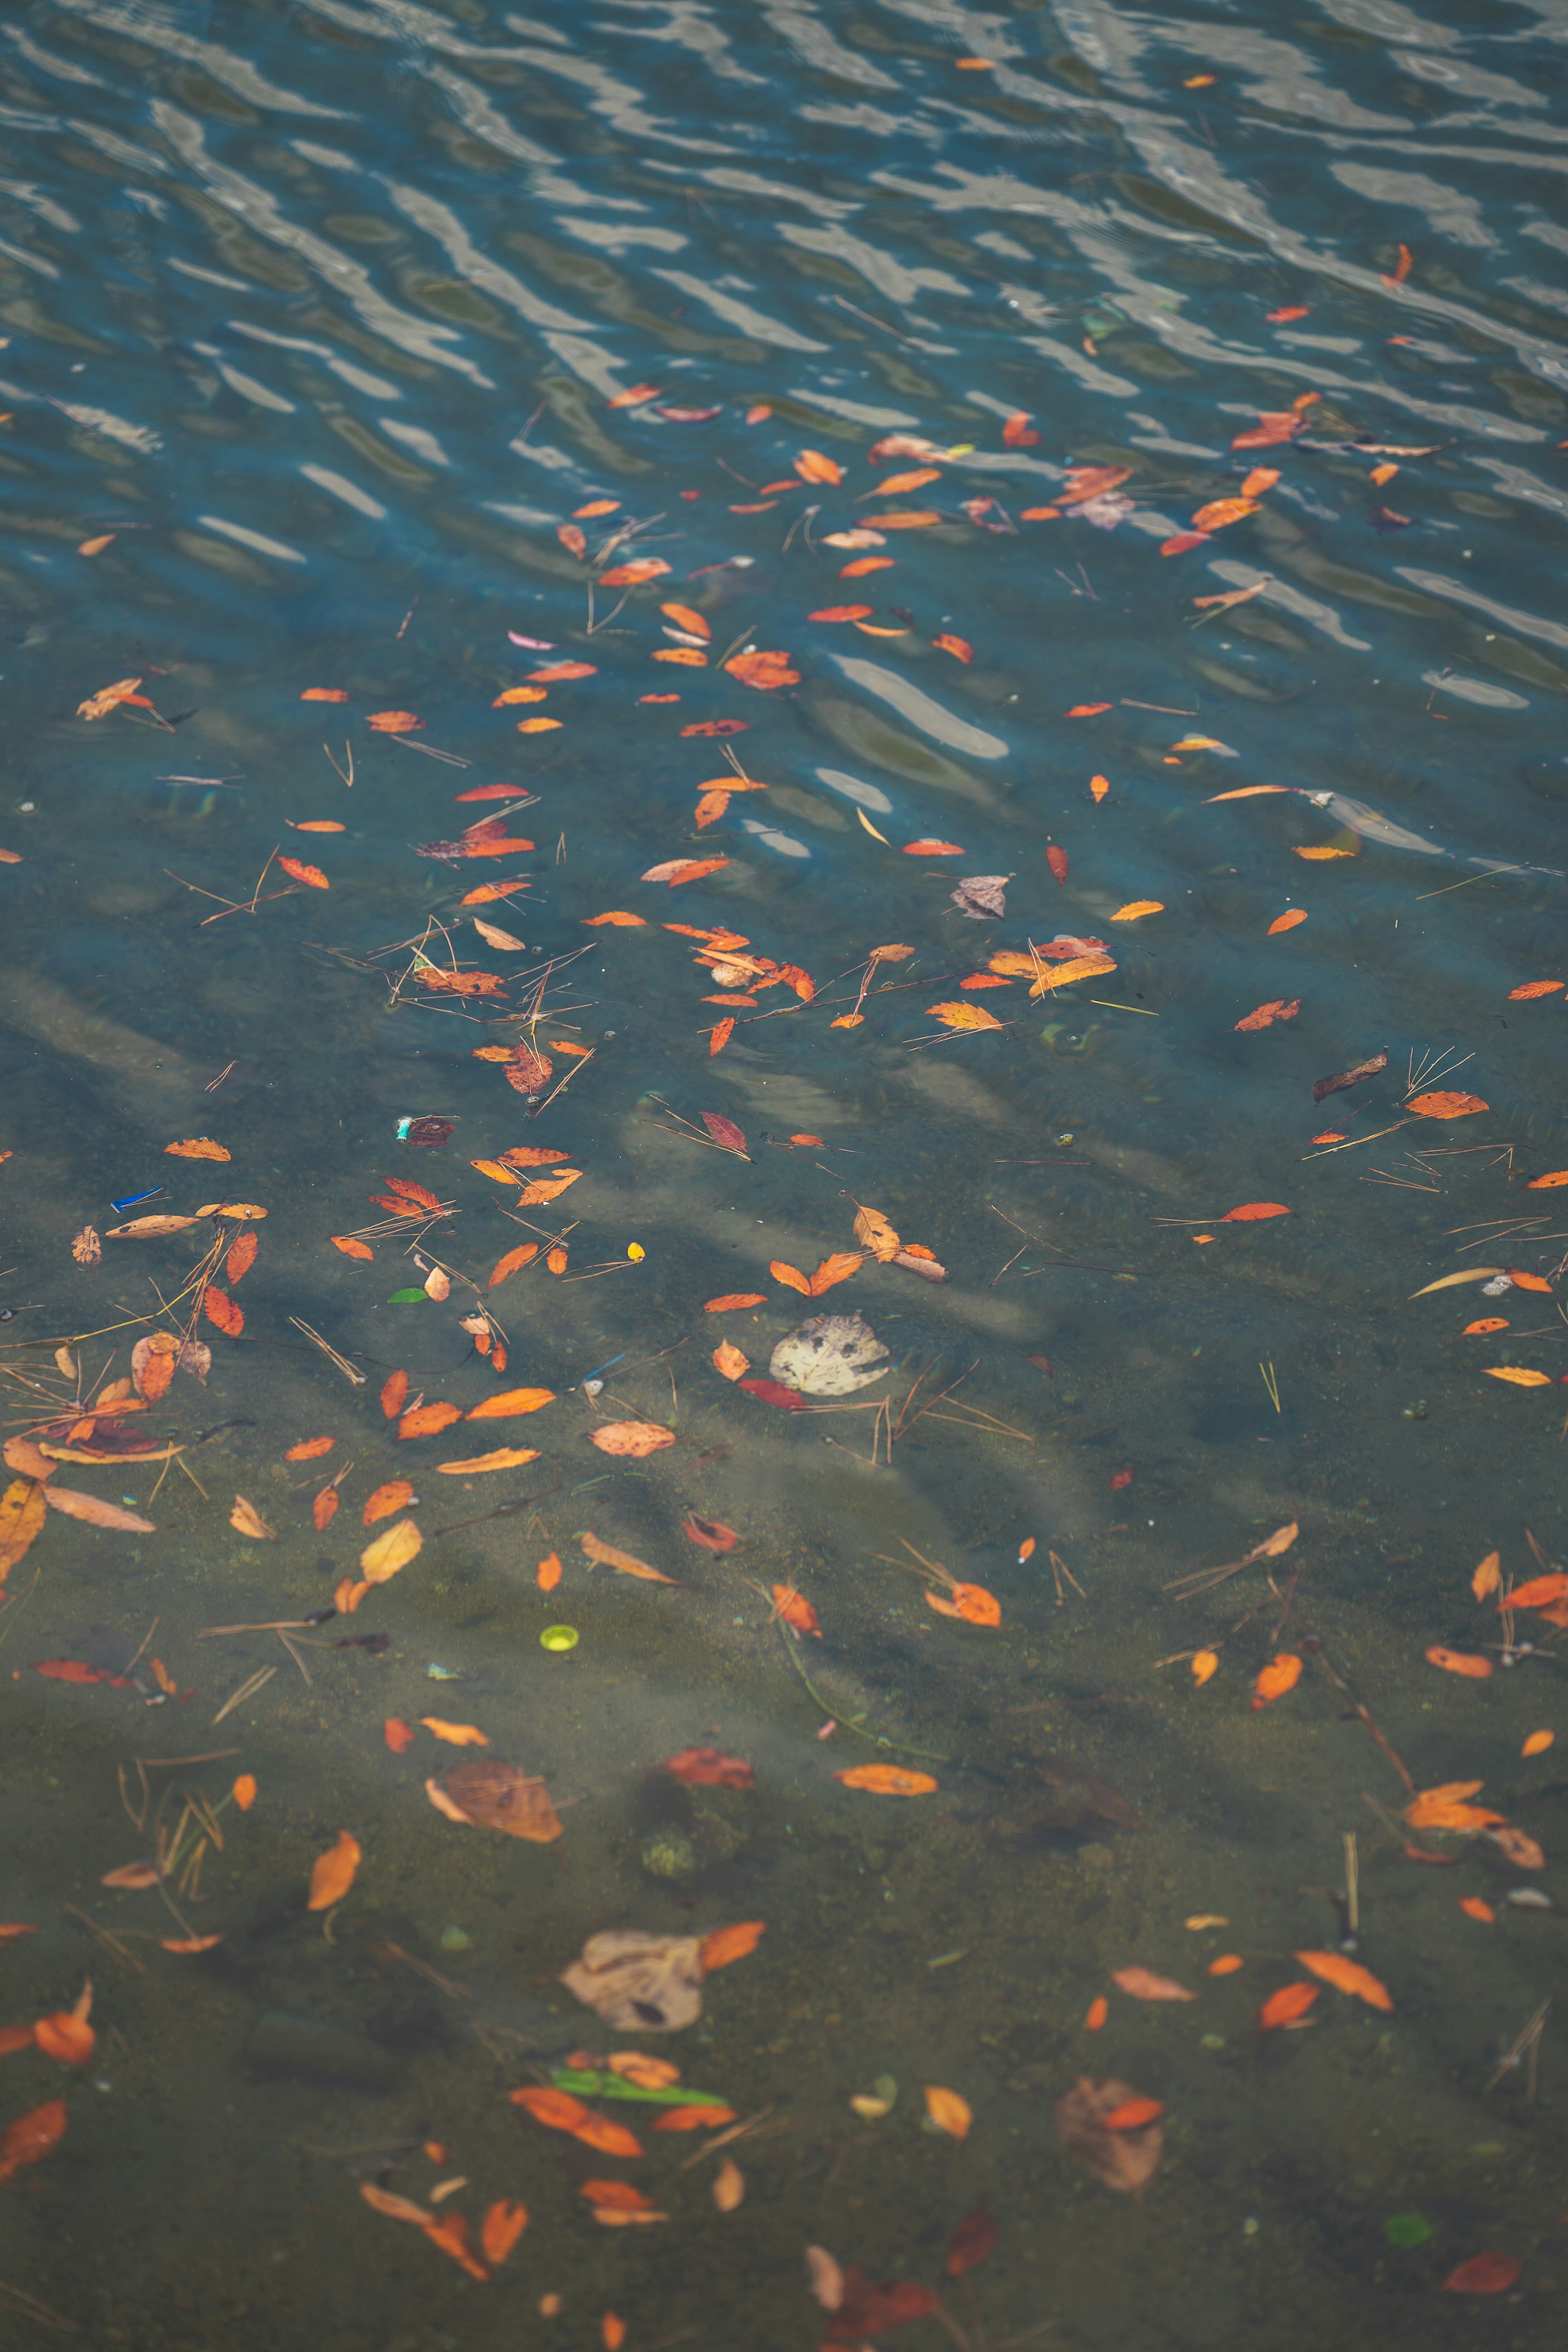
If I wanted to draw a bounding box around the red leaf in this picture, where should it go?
[701,1113,748,1155]
[681,1514,740,1553]
[1046,845,1069,885]
[1443,2255,1521,2296]
[947,2199,999,2278]
[826,2275,940,2342]
[738,1377,811,1412]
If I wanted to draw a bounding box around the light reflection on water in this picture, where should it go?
[1,1,1567,2344]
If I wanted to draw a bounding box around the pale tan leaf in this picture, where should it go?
[229,1495,276,1541]
[360,1518,423,1583]
[43,1488,155,1533]
[588,1422,678,1458]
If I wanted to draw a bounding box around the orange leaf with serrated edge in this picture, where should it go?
[381,1370,409,1420]
[278,857,329,890]
[225,1231,257,1285]
[363,1480,414,1527]
[1251,1653,1302,1708]
[808,1252,863,1296]
[710,1018,733,1057]
[1258,1982,1319,2031]
[488,1244,539,1288]
[1235,999,1300,1031]
[588,1421,676,1458]
[398,1402,463,1440]
[771,1261,810,1295]
[836,1764,938,1795]
[301,687,349,702]
[927,1001,1004,1032]
[706,1292,766,1312]
[1406,1091,1487,1118]
[165,1137,230,1161]
[307,1829,360,1911]
[1506,1573,1568,1610]
[286,1435,336,1462]
[1508,980,1562,1000]
[203,1286,243,1336]
[313,1488,339,1533]
[699,1920,766,1973]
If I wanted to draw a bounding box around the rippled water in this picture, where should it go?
[3,2,1568,2345]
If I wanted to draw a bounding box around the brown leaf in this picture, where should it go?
[441,1758,561,1842]
[580,1532,676,1582]
[1056,2077,1163,2194]
[1312,1049,1387,1103]
[951,873,1011,920]
[588,1421,677,1457]
[71,1225,101,1265]
[1235,998,1301,1032]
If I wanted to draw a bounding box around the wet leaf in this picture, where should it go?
[421,1718,489,1748]
[599,558,671,588]
[924,2085,971,2139]
[835,1765,938,1796]
[1258,1982,1319,2031]
[699,1920,766,1973]
[1251,1653,1303,1708]
[203,1286,243,1338]
[1055,2078,1162,2193]
[1235,998,1300,1032]
[1111,900,1163,921]
[43,1488,155,1532]
[466,1387,554,1419]
[1504,1573,1568,1610]
[229,1495,275,1541]
[1406,1091,1488,1119]
[712,1341,749,1381]
[680,1515,739,1553]
[710,2156,744,2212]
[665,1746,753,1786]
[1294,1951,1392,2010]
[588,1421,677,1457]
[1487,1824,1545,1869]
[307,1829,361,1911]
[1425,1647,1492,1678]
[1522,1729,1554,1757]
[563,1929,705,2031]
[1483,1367,1551,1387]
[1110,1967,1196,2003]
[580,1532,675,1581]
[436,1448,540,1475]
[1442,2254,1520,2296]
[924,1582,1002,1626]
[0,2102,67,2185]
[165,1137,230,1162]
[0,1479,48,1583]
[927,1000,1005,1033]
[360,1519,422,1584]
[440,1758,561,1841]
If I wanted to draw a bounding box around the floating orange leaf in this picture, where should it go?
[580,1531,674,1582]
[1102,2096,1164,2129]
[1483,1367,1551,1387]
[232,1774,256,1811]
[466,1387,554,1419]
[165,1137,230,1162]
[699,1919,766,1972]
[1293,1951,1392,2011]
[423,2212,489,2281]
[704,1292,762,1316]
[366,710,422,734]
[1406,1091,1488,1119]
[923,2085,971,2140]
[437,1447,539,1476]
[0,2101,67,2184]
[204,1285,243,1337]
[421,1719,490,1748]
[666,1746,752,1786]
[599,558,670,588]
[926,1000,1004,1032]
[1192,496,1259,532]
[1207,1955,1244,1976]
[724,650,799,690]
[773,1584,821,1636]
[1235,999,1300,1031]
[481,2201,529,2265]
[1459,1897,1495,1922]
[399,1402,463,1440]
[836,1764,937,1796]
[1111,900,1163,921]
[1085,1995,1108,2031]
[795,449,844,485]
[384,1719,416,1753]
[229,1494,274,1541]
[1251,1653,1302,1709]
[1267,909,1308,934]
[1505,1572,1568,1610]
[1110,1967,1196,2003]
[1191,1650,1218,1686]
[307,1829,361,1911]
[332,1235,374,1260]
[363,1480,415,1527]
[1464,1319,1508,1336]
[588,1421,676,1457]
[1522,1729,1554,1757]
[1220,1202,1291,1223]
[278,856,329,890]
[1426,1647,1492,1679]
[924,1582,1002,1626]
[1258,1982,1319,2031]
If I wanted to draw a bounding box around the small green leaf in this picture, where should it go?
[386,1287,431,1303]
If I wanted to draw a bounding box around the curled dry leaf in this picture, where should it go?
[1055,2078,1162,2194]
[71,1224,102,1265]
[588,1421,677,1457]
[229,1495,276,1541]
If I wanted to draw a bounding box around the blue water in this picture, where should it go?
[2,3,1567,2344]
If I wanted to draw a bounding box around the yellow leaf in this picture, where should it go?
[435,1449,541,1474]
[853,1204,901,1262]
[1408,1268,1506,1297]
[1191,1649,1218,1686]
[1292,845,1356,861]
[0,1478,47,1584]
[360,1518,423,1582]
[1522,1729,1554,1758]
[925,1000,1004,1031]
[1028,956,1117,997]
[421,1719,490,1747]
[164,1138,231,1161]
[1483,1367,1551,1387]
[1110,901,1164,921]
[923,2085,972,2140]
[229,1495,276,1541]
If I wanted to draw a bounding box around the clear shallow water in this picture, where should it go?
[2,0,1568,2343]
